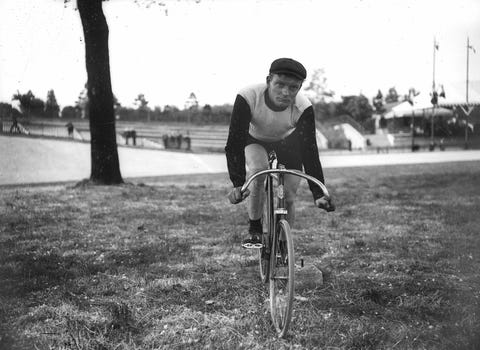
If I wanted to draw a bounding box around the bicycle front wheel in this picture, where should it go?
[258,176,274,283]
[258,232,269,283]
[269,219,294,338]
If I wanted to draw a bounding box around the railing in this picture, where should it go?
[0,121,83,140]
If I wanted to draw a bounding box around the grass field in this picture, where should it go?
[1,162,479,349]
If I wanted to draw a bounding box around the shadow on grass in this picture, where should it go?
[105,238,193,268]
[0,252,105,297]
[0,237,194,298]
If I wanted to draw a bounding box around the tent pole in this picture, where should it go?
[411,110,415,151]
[465,37,470,149]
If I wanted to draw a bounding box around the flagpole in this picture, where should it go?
[465,37,470,149]
[433,37,436,92]
[431,37,437,147]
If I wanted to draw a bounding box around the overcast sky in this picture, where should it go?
[0,0,479,109]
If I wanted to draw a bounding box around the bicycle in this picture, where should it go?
[240,151,331,338]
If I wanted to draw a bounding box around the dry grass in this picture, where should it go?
[1,161,479,349]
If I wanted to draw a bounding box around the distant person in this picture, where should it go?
[225,57,335,248]
[122,129,136,146]
[131,130,137,146]
[66,122,74,137]
[379,116,388,134]
[162,134,169,148]
[177,134,183,149]
[10,99,22,134]
[184,134,191,151]
[10,115,20,134]
[169,134,177,148]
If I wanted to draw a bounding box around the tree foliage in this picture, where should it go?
[385,87,399,103]
[338,94,373,124]
[134,93,149,110]
[372,89,384,113]
[61,105,80,119]
[303,68,334,103]
[76,83,89,119]
[45,89,60,118]
[12,90,45,117]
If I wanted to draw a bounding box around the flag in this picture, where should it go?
[439,85,446,98]
[435,40,439,50]
[468,44,476,54]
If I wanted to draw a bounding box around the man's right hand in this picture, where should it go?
[228,187,250,204]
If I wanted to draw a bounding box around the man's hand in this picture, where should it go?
[315,196,335,212]
[228,187,250,204]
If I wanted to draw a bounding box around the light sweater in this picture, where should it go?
[239,83,312,142]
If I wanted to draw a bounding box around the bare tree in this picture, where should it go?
[303,68,334,103]
[77,0,122,184]
[134,93,150,121]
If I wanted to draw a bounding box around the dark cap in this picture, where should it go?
[269,58,307,80]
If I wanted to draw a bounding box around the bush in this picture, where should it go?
[61,106,80,119]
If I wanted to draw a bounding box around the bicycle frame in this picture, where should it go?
[240,157,331,261]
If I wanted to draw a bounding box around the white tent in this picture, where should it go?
[333,123,366,149]
[384,94,452,119]
[438,80,480,107]
[383,81,480,118]
[315,129,329,149]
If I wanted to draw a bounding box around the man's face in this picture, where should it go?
[267,74,303,109]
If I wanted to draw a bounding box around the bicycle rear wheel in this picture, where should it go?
[269,219,294,338]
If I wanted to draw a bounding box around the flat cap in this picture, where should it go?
[269,58,307,80]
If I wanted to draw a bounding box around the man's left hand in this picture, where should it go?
[315,196,335,212]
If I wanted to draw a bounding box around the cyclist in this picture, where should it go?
[225,57,335,248]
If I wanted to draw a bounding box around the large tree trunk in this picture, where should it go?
[78,0,123,184]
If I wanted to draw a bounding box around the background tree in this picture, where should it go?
[12,90,45,118]
[405,87,420,105]
[76,83,89,119]
[185,92,199,110]
[134,93,150,121]
[113,93,121,118]
[372,89,385,113]
[0,102,13,119]
[385,87,399,103]
[134,93,149,109]
[303,68,334,103]
[61,105,79,119]
[338,94,373,125]
[45,89,60,118]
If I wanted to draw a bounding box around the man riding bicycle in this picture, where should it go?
[225,57,335,248]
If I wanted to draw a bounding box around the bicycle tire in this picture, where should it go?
[258,177,274,283]
[258,236,269,283]
[269,219,294,338]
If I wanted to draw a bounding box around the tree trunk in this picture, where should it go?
[78,0,123,184]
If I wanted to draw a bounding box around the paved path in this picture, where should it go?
[1,135,480,186]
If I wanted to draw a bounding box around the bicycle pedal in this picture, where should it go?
[242,242,264,249]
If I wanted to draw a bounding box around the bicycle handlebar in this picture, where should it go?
[240,169,330,198]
